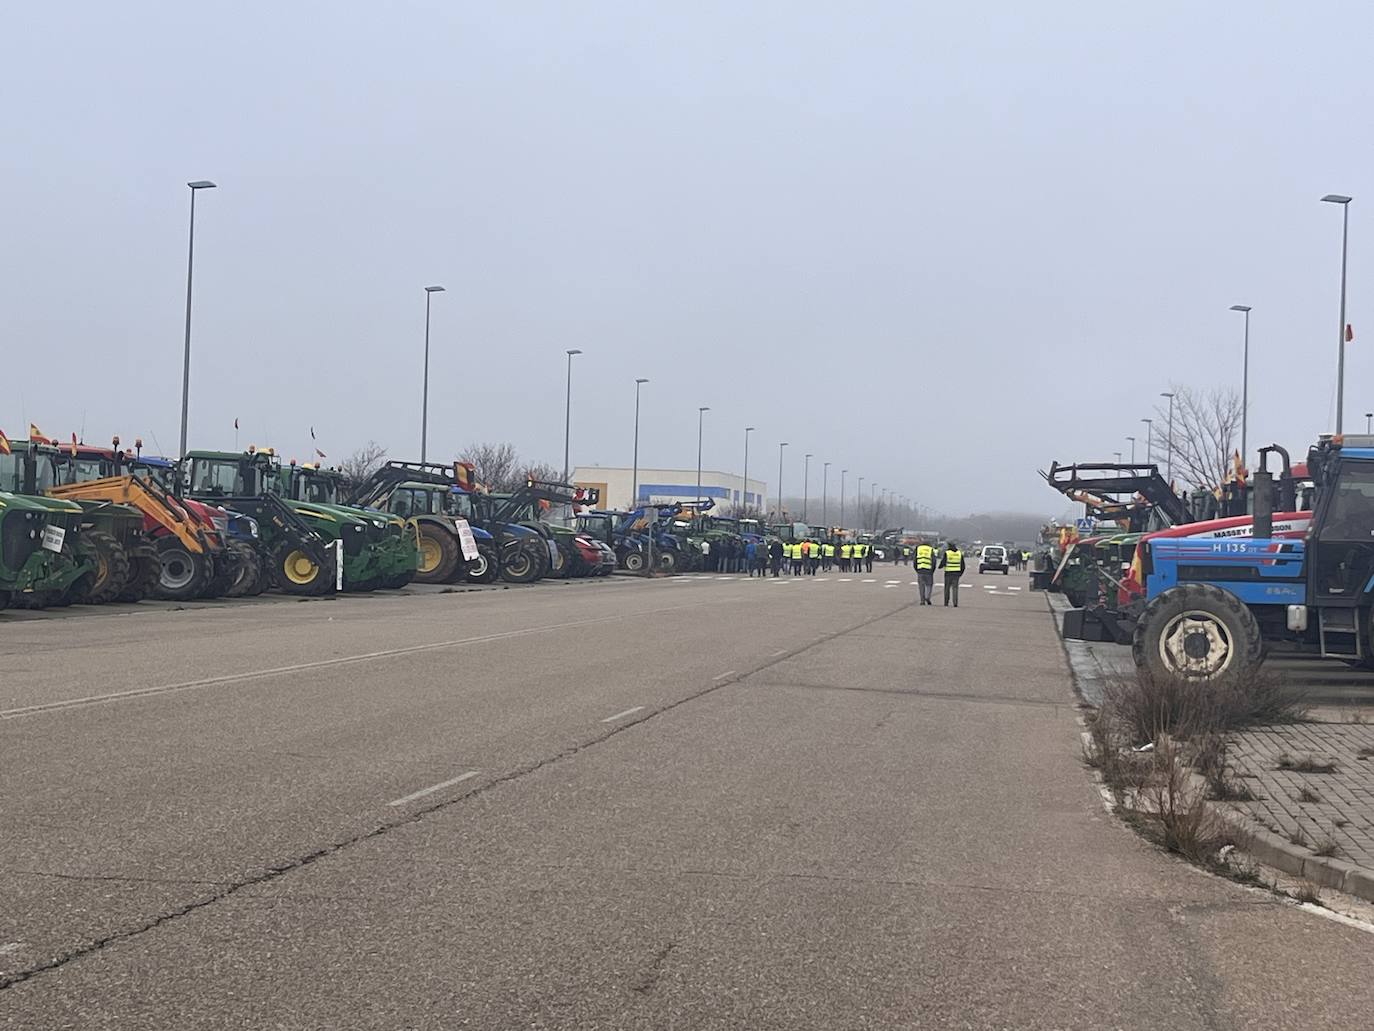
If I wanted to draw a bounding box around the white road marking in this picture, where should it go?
[0,942,25,956]
[386,770,479,807]
[713,670,737,680]
[884,583,898,588]
[716,576,735,580]
[910,581,920,585]
[885,580,901,584]
[0,603,719,721]
[1009,586,1022,591]
[838,578,853,582]
[772,649,788,656]
[815,578,830,582]
[601,705,646,723]
[862,579,877,583]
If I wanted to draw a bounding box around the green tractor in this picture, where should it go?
[280,462,419,590]
[183,448,338,595]
[3,440,149,605]
[0,489,93,611]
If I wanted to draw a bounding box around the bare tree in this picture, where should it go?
[338,440,388,483]
[1154,384,1243,490]
[525,461,561,484]
[459,442,521,491]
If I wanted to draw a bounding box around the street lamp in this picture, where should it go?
[1230,305,1252,464]
[822,461,830,526]
[802,453,812,521]
[632,378,648,507]
[742,426,755,514]
[1160,392,1176,483]
[1114,451,1122,464]
[1322,194,1353,432]
[420,285,446,464]
[179,179,217,458]
[840,469,848,527]
[777,442,789,517]
[871,482,879,527]
[1367,412,1373,434]
[696,406,710,503]
[1126,435,1136,463]
[562,349,583,481]
[1142,418,1154,465]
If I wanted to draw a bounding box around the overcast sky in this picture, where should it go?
[4,2,1372,513]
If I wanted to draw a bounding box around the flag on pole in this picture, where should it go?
[234,417,239,430]
[70,433,78,457]
[1347,324,1354,342]
[0,430,10,455]
[28,423,42,441]
[314,448,326,459]
[310,426,316,440]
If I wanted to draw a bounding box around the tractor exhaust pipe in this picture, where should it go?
[1252,444,1289,541]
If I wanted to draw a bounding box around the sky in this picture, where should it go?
[3,2,1373,514]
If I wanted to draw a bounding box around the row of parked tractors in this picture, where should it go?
[0,437,788,612]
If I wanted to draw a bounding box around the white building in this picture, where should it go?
[571,466,767,513]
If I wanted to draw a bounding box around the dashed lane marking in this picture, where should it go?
[601,705,646,723]
[386,770,479,807]
[862,579,877,583]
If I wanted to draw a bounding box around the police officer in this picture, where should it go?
[941,542,965,607]
[914,540,936,605]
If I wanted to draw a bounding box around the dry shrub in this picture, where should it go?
[1145,736,1227,863]
[1103,668,1307,746]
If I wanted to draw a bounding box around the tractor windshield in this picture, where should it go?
[192,459,249,497]
[64,457,107,483]
[445,491,476,521]
[0,453,25,492]
[301,477,337,504]
[575,515,612,537]
[1319,463,1374,540]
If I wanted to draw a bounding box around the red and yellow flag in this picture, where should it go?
[28,423,42,441]
[0,430,11,455]
[70,433,78,457]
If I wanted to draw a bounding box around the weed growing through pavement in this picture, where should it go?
[1295,786,1322,804]
[1311,837,1341,858]
[1277,755,1339,774]
[1287,826,1309,848]
[1293,881,1322,905]
[1357,746,1374,761]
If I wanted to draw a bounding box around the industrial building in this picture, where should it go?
[570,466,767,513]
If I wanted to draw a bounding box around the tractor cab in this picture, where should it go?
[383,482,448,518]
[0,440,61,494]
[574,512,616,546]
[186,449,274,498]
[1304,436,1374,607]
[281,463,346,505]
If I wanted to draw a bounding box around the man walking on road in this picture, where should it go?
[769,538,784,577]
[941,542,965,607]
[914,540,935,605]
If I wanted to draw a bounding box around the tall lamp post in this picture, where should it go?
[777,442,789,517]
[802,453,812,521]
[822,461,830,526]
[631,378,648,506]
[840,469,848,526]
[1142,418,1153,465]
[419,284,446,463]
[562,349,583,481]
[1367,412,1373,434]
[742,426,755,513]
[1229,304,1252,464]
[1126,435,1136,463]
[1322,194,1353,432]
[696,406,710,502]
[871,482,879,527]
[1160,392,1176,483]
[179,179,217,459]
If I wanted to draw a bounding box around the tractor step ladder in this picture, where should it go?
[1319,607,1362,659]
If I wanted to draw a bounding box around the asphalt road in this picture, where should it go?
[2,569,1372,1028]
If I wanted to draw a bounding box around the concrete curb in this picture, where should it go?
[1048,594,1374,905]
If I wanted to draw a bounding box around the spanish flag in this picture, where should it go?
[0,430,10,455]
[29,423,42,441]
[70,433,78,457]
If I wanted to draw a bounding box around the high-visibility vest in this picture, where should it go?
[840,544,851,559]
[916,544,934,570]
[856,544,866,558]
[823,544,835,558]
[945,549,963,573]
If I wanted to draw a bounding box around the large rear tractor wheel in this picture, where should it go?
[271,540,334,596]
[76,530,131,604]
[548,539,570,578]
[1132,583,1264,685]
[117,544,162,602]
[224,541,262,598]
[658,549,679,574]
[153,537,211,601]
[499,539,548,584]
[622,550,646,573]
[200,550,239,599]
[463,545,500,584]
[415,527,459,584]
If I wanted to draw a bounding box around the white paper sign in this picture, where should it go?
[41,525,66,553]
[454,518,479,561]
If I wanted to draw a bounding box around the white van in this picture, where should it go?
[979,545,1009,575]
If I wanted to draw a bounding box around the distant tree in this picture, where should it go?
[1154,384,1243,490]
[338,440,388,484]
[459,442,522,491]
[526,461,561,485]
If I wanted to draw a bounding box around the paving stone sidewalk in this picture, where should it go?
[1225,720,1374,871]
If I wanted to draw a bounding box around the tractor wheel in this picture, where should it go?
[622,551,646,573]
[463,545,500,584]
[657,549,679,574]
[381,570,415,589]
[1132,583,1264,685]
[414,527,459,584]
[224,541,262,598]
[271,540,334,596]
[117,545,162,602]
[76,530,131,604]
[200,550,239,599]
[499,539,548,584]
[153,537,211,601]
[548,540,570,578]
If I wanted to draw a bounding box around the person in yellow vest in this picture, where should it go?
[791,541,804,576]
[822,540,835,572]
[839,541,851,571]
[941,542,965,607]
[913,541,936,605]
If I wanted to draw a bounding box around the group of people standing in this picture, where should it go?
[746,539,874,577]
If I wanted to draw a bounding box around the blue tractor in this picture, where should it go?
[1133,435,1370,682]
